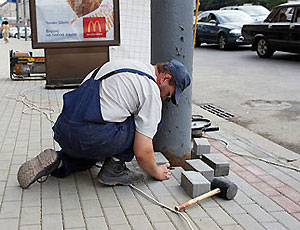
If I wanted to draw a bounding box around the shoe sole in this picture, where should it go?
[17,149,59,189]
[97,175,144,186]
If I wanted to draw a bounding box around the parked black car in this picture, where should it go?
[195,10,254,50]
[242,2,300,58]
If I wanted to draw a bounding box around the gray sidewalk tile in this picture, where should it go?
[0,218,19,230]
[22,191,41,207]
[20,206,40,225]
[113,185,136,200]
[241,203,276,223]
[0,201,21,218]
[232,214,265,230]
[103,206,128,226]
[42,197,61,215]
[147,180,171,197]
[185,204,210,219]
[61,193,81,211]
[262,222,288,230]
[119,198,145,216]
[221,225,244,230]
[270,211,300,229]
[204,206,237,226]
[214,197,247,215]
[20,225,41,230]
[167,185,194,203]
[96,188,120,208]
[162,175,180,187]
[41,178,60,198]
[109,224,131,230]
[63,209,85,228]
[3,186,22,201]
[194,217,221,230]
[251,194,284,212]
[42,214,63,230]
[153,222,176,230]
[143,204,170,223]
[85,217,108,230]
[199,197,219,209]
[0,170,9,181]
[127,214,154,230]
[80,199,103,217]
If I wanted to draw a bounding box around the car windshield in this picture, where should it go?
[240,6,270,16]
[217,11,254,23]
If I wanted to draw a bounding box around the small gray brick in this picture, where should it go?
[185,159,214,181]
[205,206,237,226]
[241,203,276,223]
[154,152,169,165]
[262,222,288,230]
[271,211,300,229]
[143,204,170,223]
[153,222,176,230]
[194,218,221,230]
[103,206,128,226]
[192,138,211,157]
[85,217,108,230]
[127,214,153,230]
[232,213,265,230]
[42,214,63,230]
[181,171,210,198]
[202,153,230,176]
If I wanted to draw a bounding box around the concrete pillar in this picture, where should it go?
[151,0,193,166]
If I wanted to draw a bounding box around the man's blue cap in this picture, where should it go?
[165,59,191,105]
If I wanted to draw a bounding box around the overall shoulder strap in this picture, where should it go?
[98,68,156,83]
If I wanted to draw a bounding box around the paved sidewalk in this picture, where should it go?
[0,39,299,230]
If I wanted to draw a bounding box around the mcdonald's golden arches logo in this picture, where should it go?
[83,17,106,38]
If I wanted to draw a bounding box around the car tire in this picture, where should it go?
[14,34,18,38]
[256,37,274,58]
[218,34,228,50]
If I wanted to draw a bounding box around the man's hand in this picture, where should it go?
[155,163,171,181]
[134,131,171,181]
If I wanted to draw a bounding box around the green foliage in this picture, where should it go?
[199,0,288,11]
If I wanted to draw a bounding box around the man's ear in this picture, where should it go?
[163,73,172,81]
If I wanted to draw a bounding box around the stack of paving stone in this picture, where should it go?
[182,137,230,198]
[153,137,231,199]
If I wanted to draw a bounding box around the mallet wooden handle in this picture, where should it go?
[175,188,221,211]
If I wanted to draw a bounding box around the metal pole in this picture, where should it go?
[16,0,20,39]
[23,0,27,40]
[151,0,193,166]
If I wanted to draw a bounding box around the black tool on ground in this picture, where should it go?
[175,177,238,211]
[191,114,219,138]
[9,50,46,80]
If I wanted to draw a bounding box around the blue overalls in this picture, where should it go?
[52,67,157,178]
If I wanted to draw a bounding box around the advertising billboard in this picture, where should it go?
[30,0,120,48]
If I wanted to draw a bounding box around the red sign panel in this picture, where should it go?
[83,17,106,38]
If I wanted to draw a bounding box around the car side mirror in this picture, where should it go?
[209,20,217,25]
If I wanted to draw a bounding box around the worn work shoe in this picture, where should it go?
[97,158,144,186]
[17,149,60,189]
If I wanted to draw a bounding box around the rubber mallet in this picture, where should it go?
[175,177,238,211]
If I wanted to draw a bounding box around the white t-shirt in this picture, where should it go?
[82,59,162,139]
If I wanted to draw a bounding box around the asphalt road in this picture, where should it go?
[192,44,300,154]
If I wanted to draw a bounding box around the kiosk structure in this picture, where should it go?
[29,0,120,88]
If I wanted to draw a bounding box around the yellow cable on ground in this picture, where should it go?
[193,0,200,54]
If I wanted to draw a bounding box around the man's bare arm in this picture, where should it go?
[134,131,171,181]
